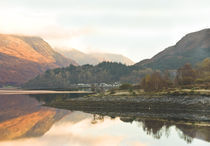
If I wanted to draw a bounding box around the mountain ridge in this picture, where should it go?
[16,36,77,66]
[23,28,210,88]
[57,48,135,66]
[135,28,210,70]
[0,34,77,86]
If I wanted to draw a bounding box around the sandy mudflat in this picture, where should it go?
[0,89,91,95]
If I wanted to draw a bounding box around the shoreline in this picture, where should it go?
[0,89,92,95]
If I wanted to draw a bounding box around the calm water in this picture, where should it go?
[0,93,210,146]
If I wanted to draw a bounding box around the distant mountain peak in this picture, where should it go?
[57,48,135,66]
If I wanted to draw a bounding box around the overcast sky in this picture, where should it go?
[0,0,209,62]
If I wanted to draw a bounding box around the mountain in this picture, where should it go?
[23,28,210,88]
[16,36,77,67]
[0,34,77,86]
[57,49,134,65]
[91,52,135,65]
[58,49,99,65]
[135,29,210,70]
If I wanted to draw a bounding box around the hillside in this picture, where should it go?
[135,29,210,70]
[0,34,77,86]
[57,49,134,65]
[91,52,135,65]
[17,36,77,67]
[58,49,99,65]
[24,29,210,88]
[23,62,132,89]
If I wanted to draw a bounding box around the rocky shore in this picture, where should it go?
[47,95,210,122]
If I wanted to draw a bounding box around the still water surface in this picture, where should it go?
[0,93,209,146]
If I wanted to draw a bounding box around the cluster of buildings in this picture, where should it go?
[74,82,121,91]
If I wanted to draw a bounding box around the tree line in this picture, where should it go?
[23,58,210,90]
[140,58,210,92]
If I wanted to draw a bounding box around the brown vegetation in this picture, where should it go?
[140,58,210,92]
[0,34,77,86]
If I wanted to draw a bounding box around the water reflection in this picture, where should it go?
[1,111,209,146]
[29,93,90,104]
[0,94,69,141]
[91,114,210,144]
[0,94,210,146]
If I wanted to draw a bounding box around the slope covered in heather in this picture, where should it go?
[0,34,77,86]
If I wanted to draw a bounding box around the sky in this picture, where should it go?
[0,0,209,62]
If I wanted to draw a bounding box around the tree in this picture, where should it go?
[163,70,173,88]
[119,83,132,90]
[175,64,196,86]
[195,58,210,86]
[141,72,167,92]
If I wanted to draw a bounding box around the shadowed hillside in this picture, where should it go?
[135,29,210,70]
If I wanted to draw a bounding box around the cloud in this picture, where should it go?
[0,0,209,62]
[36,26,93,40]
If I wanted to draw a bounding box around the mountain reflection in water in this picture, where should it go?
[0,94,69,141]
[0,94,209,146]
